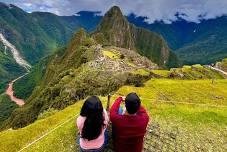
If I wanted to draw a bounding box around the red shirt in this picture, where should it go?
[110,97,149,152]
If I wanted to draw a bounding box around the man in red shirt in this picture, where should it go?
[110,93,149,152]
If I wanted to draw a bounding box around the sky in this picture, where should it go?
[1,0,227,23]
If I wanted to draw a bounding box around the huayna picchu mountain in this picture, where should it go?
[93,6,178,68]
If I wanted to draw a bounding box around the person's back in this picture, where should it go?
[76,96,109,152]
[110,93,149,152]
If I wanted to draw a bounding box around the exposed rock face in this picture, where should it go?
[96,6,135,50]
[0,33,31,71]
[94,6,172,67]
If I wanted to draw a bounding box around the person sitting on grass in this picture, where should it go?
[110,93,149,152]
[77,96,109,152]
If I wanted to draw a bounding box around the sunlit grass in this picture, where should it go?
[151,70,170,78]
[0,79,227,152]
[131,69,150,76]
[103,50,120,59]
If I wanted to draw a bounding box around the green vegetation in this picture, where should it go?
[131,69,150,76]
[0,49,25,93]
[177,40,227,65]
[1,5,227,151]
[13,56,50,99]
[128,13,227,65]
[0,2,100,89]
[3,29,153,129]
[0,94,18,125]
[151,64,224,79]
[151,70,170,77]
[216,58,227,72]
[0,79,226,152]
[103,50,120,59]
[93,6,178,68]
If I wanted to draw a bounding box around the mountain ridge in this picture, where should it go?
[0,1,99,92]
[2,26,158,128]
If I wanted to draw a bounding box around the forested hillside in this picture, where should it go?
[0,2,100,91]
[128,14,227,64]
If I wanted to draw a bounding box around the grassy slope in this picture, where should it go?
[0,79,227,152]
[151,64,224,79]
[216,58,227,72]
[0,94,18,125]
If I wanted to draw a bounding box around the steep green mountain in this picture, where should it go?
[93,6,178,68]
[0,2,101,92]
[175,17,227,64]
[128,14,227,65]
[13,56,50,99]
[0,2,77,64]
[2,28,158,129]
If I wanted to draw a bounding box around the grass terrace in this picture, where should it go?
[0,79,227,152]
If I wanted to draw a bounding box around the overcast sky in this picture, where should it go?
[1,0,227,23]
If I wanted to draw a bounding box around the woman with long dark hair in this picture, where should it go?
[77,96,109,152]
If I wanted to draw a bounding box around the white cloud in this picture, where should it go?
[1,0,227,23]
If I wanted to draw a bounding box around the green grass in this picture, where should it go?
[103,50,120,59]
[125,61,136,67]
[151,70,170,78]
[152,64,224,79]
[131,69,150,76]
[0,79,227,152]
[0,100,84,152]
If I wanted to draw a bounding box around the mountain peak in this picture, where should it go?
[107,6,123,17]
[100,5,127,26]
[95,6,134,50]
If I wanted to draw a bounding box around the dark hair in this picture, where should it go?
[80,96,104,141]
[125,93,141,114]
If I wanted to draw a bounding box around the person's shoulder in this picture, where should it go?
[77,115,86,125]
[138,106,149,117]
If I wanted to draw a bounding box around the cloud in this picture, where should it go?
[1,0,227,23]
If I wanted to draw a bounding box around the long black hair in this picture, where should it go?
[80,96,105,141]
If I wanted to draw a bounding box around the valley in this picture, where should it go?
[0,33,30,107]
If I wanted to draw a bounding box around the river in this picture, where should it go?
[5,74,28,106]
[1,33,31,106]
